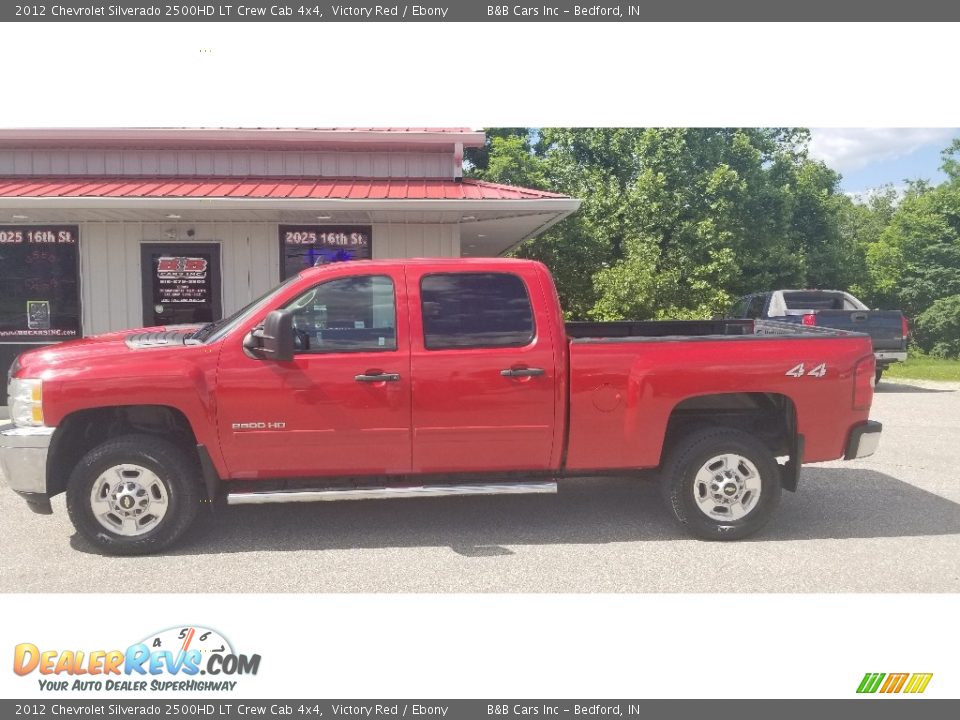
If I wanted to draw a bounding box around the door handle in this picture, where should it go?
[500,367,545,378]
[355,372,401,383]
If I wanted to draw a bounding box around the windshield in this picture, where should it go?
[195,275,300,344]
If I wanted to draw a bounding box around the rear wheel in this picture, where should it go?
[875,368,884,385]
[66,435,202,555]
[660,426,782,540]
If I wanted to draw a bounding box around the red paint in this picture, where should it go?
[16,259,877,482]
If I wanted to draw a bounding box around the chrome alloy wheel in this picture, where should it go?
[89,464,169,536]
[692,453,762,521]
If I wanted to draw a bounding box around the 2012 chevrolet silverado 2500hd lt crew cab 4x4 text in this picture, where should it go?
[1,259,882,554]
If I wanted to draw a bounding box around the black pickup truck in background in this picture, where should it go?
[731,290,908,383]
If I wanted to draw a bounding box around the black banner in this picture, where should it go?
[0,225,81,344]
[1,700,957,719]
[2,1,957,22]
[280,225,372,279]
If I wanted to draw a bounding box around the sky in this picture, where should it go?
[808,128,960,197]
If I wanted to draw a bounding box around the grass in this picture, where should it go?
[885,354,960,382]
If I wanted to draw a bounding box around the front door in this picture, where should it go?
[140,243,222,327]
[216,270,412,479]
[407,267,558,474]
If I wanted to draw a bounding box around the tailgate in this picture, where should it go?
[810,310,906,351]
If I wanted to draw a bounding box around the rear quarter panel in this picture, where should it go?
[564,335,874,470]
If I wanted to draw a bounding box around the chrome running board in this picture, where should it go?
[227,481,557,506]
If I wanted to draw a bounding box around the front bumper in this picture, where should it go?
[845,420,883,460]
[0,423,54,512]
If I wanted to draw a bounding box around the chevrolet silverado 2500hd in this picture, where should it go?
[1,259,882,554]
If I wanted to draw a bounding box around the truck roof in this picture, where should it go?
[298,256,537,280]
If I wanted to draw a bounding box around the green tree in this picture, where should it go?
[865,165,960,318]
[473,127,862,320]
[463,128,532,178]
[836,185,899,301]
[914,295,960,358]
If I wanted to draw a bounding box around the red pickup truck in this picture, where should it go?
[1,258,881,554]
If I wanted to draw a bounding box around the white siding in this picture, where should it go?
[371,223,458,259]
[78,221,457,335]
[79,221,281,335]
[0,149,455,178]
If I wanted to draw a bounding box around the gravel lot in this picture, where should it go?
[1,380,959,593]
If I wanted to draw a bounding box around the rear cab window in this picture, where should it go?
[782,291,865,312]
[420,272,535,350]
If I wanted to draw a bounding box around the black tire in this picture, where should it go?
[66,434,202,555]
[660,426,782,541]
[875,368,884,385]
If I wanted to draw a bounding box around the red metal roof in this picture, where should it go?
[0,177,569,201]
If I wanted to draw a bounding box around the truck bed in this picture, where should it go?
[566,318,852,342]
[562,317,872,472]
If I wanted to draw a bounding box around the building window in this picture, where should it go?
[279,225,372,279]
[0,226,81,343]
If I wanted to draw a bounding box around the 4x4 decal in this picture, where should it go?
[785,362,827,378]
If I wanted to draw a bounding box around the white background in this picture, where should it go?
[3,595,958,699]
[1,20,959,700]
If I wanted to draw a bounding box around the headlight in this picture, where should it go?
[8,378,44,427]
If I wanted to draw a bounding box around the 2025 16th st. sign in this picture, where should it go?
[0,225,81,343]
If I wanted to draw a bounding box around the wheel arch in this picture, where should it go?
[661,392,802,491]
[47,405,215,499]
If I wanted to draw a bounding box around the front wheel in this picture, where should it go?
[660,426,782,540]
[66,435,202,555]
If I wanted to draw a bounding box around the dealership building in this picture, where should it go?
[0,127,579,388]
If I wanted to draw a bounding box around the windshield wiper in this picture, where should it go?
[191,321,220,342]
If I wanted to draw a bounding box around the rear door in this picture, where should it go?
[407,266,557,474]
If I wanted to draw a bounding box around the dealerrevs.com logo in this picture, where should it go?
[857,672,933,694]
[13,626,261,693]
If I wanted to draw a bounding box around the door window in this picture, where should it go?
[420,272,535,350]
[284,275,396,353]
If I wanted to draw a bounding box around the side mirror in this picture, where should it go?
[245,309,295,362]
